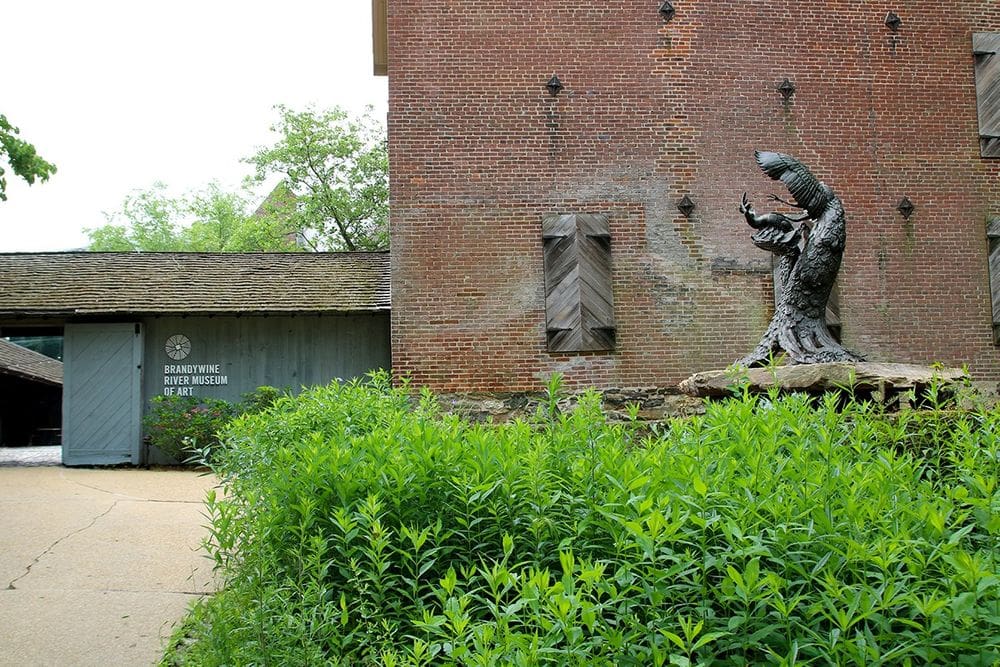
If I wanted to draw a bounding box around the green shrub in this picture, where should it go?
[143,395,237,462]
[144,386,289,463]
[177,372,1000,665]
[240,385,285,414]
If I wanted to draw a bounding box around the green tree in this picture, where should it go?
[182,183,299,251]
[84,104,388,253]
[86,182,301,252]
[245,105,389,251]
[87,183,183,251]
[0,114,57,201]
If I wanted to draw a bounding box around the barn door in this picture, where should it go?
[63,323,143,466]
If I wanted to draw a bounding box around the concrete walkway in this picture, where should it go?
[0,445,62,467]
[0,467,217,666]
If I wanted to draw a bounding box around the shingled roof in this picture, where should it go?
[0,252,390,316]
[0,338,63,386]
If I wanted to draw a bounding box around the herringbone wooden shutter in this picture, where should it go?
[542,213,615,352]
[987,218,1000,344]
[973,33,1000,158]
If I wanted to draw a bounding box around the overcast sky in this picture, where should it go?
[0,1,387,252]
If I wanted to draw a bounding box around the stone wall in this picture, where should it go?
[437,377,1000,424]
[437,387,704,423]
[388,2,1000,392]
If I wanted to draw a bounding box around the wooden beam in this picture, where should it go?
[372,0,388,76]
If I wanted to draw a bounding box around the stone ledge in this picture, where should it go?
[437,388,704,423]
[679,362,968,398]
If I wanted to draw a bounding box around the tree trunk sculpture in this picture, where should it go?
[738,151,863,366]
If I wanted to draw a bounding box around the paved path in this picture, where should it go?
[0,467,217,666]
[0,445,61,467]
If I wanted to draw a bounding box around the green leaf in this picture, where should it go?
[947,522,975,546]
[0,113,57,202]
[661,630,686,651]
[951,591,977,617]
[692,631,729,651]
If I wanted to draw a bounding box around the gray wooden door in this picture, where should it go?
[63,323,143,466]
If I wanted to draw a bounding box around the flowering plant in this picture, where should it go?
[143,395,237,462]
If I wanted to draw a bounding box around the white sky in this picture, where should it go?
[0,1,387,251]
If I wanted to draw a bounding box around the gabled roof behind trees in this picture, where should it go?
[0,252,390,316]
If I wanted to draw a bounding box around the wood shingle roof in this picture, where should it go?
[0,252,390,316]
[0,338,63,386]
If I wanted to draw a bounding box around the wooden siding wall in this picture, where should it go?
[141,314,391,405]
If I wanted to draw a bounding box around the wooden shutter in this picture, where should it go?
[987,218,1000,344]
[973,33,1000,158]
[542,213,616,352]
[372,0,388,76]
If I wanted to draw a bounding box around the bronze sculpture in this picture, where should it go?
[738,151,862,366]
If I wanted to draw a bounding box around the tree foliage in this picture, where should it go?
[85,105,388,253]
[0,114,57,202]
[245,105,389,251]
[86,182,301,252]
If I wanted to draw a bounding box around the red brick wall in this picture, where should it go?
[387,1,1000,392]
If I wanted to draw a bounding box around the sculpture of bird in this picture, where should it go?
[737,150,862,366]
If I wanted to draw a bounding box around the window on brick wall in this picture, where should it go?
[541,213,616,353]
[974,33,1000,158]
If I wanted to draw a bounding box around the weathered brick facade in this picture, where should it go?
[386,1,1000,392]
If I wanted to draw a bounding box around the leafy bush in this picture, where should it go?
[144,386,288,462]
[239,385,285,414]
[177,372,1000,665]
[144,395,237,462]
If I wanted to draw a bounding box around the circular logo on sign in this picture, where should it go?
[165,334,192,360]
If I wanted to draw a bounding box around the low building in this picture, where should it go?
[0,252,390,465]
[0,338,62,446]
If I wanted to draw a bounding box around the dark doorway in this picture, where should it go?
[0,331,64,447]
[0,374,62,446]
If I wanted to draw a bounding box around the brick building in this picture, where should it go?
[375,2,1000,392]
